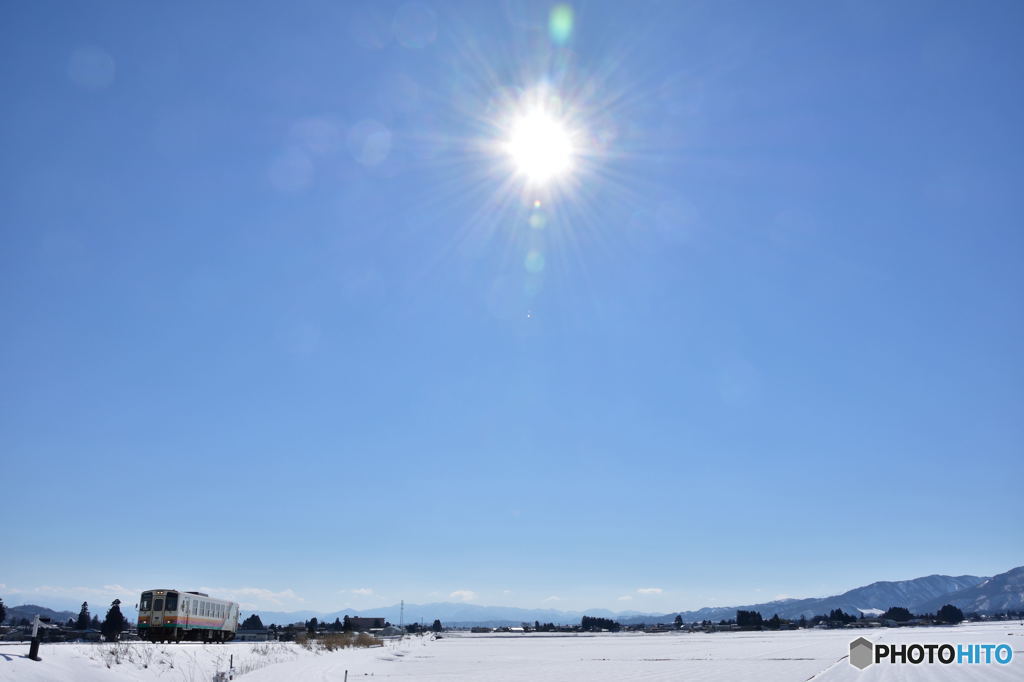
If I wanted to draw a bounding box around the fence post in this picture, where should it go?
[28,615,43,661]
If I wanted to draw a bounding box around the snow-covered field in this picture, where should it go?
[1,622,1020,681]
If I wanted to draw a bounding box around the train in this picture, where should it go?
[137,589,239,643]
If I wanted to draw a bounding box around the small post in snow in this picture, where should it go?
[28,615,45,661]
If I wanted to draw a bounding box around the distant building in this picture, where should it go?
[350,617,385,630]
[235,629,272,642]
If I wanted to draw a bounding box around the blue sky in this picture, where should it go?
[1,0,1022,615]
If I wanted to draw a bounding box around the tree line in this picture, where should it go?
[580,616,621,632]
[729,604,966,629]
[294,615,444,635]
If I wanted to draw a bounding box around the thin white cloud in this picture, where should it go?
[617,595,633,601]
[636,587,663,595]
[350,588,374,596]
[197,587,305,610]
[449,590,476,602]
[543,595,562,602]
[5,584,142,600]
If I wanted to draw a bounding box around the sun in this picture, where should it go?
[505,108,574,185]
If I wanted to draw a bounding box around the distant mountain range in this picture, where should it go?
[4,604,76,626]
[264,565,1023,627]
[248,565,1023,627]
[4,565,1020,628]
[630,573,988,625]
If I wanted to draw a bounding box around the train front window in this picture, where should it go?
[140,593,152,611]
[153,598,164,611]
[165,593,178,611]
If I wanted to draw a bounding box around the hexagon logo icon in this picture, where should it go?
[849,637,874,670]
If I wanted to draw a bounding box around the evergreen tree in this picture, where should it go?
[581,616,619,631]
[828,608,856,624]
[76,602,91,630]
[737,610,764,628]
[936,604,964,624]
[91,615,100,629]
[0,597,5,625]
[331,617,342,631]
[241,614,265,630]
[101,599,127,642]
[882,606,913,622]
[343,615,352,632]
[674,615,683,627]
[431,619,443,632]
[306,617,318,635]
[67,618,76,628]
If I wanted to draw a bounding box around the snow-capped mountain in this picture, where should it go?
[623,569,1018,624]
[914,566,1024,615]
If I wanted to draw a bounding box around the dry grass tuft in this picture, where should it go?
[297,632,383,652]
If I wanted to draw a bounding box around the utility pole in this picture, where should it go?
[400,600,404,628]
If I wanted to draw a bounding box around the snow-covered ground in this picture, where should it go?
[1,622,1020,681]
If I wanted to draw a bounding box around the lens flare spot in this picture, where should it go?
[524,250,545,273]
[549,5,574,45]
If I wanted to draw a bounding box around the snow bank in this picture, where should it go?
[1,622,1019,681]
[0,640,303,682]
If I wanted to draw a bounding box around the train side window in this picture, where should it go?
[154,598,164,611]
[140,593,152,611]
[166,593,178,611]
[192,601,198,615]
